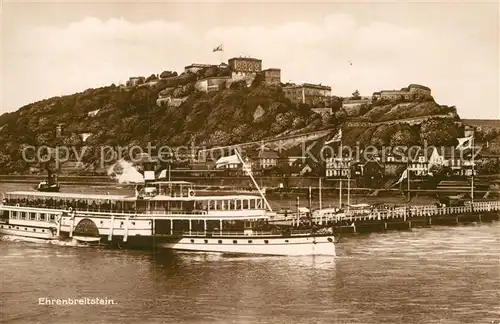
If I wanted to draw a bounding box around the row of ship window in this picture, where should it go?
[10,211,56,221]
[0,225,46,232]
[189,239,289,244]
[4,198,265,212]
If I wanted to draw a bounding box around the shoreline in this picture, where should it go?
[0,175,498,199]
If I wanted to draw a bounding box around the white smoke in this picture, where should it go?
[107,159,144,184]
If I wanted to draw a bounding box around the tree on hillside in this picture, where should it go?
[477,158,500,175]
[331,96,343,111]
[145,74,158,83]
[389,126,420,146]
[420,118,460,147]
[296,103,311,117]
[292,116,306,129]
[159,71,178,79]
[358,103,370,115]
[251,73,264,88]
[352,90,361,100]
[230,80,246,90]
[484,129,499,141]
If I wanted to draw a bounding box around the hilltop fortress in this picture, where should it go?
[123,55,432,114]
[372,84,432,101]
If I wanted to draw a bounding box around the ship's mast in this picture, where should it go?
[319,177,322,210]
[234,149,273,212]
[339,141,343,209]
[405,159,410,221]
[347,159,351,214]
[407,162,411,203]
[471,132,475,204]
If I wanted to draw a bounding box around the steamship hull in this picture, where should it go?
[155,235,336,256]
[0,224,336,256]
[0,205,336,256]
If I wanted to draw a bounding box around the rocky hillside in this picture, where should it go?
[361,101,458,122]
[340,117,462,147]
[0,65,486,174]
[0,69,335,173]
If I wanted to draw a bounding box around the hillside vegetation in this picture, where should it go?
[0,66,484,174]
[0,72,334,173]
[340,118,462,147]
[362,101,458,122]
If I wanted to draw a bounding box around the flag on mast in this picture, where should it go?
[213,44,223,52]
[456,136,473,150]
[325,129,342,144]
[394,169,408,185]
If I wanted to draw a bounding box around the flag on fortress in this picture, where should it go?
[213,44,223,52]
[325,129,342,144]
[394,169,408,185]
[456,136,473,150]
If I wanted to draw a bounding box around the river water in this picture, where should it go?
[1,183,499,324]
[1,224,499,324]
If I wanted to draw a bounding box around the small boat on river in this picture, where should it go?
[35,171,60,193]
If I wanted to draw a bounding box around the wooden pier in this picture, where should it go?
[269,201,500,234]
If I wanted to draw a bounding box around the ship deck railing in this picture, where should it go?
[168,231,282,237]
[269,201,500,223]
[164,229,315,237]
[1,203,267,216]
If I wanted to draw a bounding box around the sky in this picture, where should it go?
[1,0,499,119]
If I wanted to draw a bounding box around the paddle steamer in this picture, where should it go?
[0,179,336,256]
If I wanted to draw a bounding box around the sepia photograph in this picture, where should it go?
[0,0,499,323]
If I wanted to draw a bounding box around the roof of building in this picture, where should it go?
[262,68,281,72]
[215,155,240,166]
[185,63,214,68]
[373,84,431,95]
[380,89,408,94]
[228,57,262,62]
[258,150,279,159]
[408,84,431,91]
[428,146,473,160]
[362,159,384,168]
[302,83,331,90]
[151,180,192,185]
